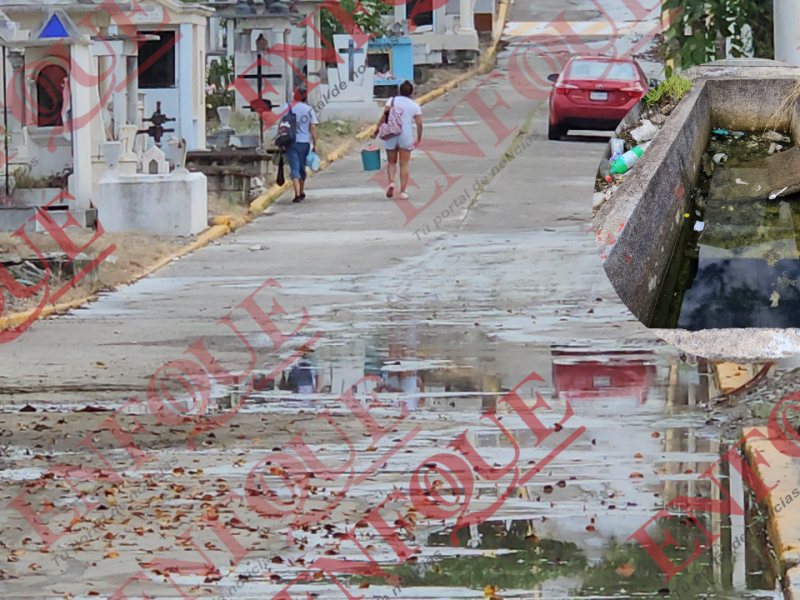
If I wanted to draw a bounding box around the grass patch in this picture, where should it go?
[643,75,693,107]
[765,78,800,134]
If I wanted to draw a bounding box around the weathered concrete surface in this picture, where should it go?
[765,146,800,198]
[594,76,710,323]
[743,427,800,569]
[653,328,800,364]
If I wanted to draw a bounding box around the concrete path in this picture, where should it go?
[0,1,659,402]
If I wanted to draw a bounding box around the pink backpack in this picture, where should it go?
[379,97,404,140]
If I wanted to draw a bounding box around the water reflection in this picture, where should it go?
[339,347,779,599]
[652,130,800,329]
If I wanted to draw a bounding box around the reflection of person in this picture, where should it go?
[288,353,316,395]
[401,370,424,411]
[379,369,424,410]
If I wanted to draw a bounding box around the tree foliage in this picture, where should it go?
[321,0,393,60]
[663,0,774,76]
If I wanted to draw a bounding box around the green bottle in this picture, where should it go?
[610,145,645,175]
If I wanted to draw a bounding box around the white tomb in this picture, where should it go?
[317,34,382,121]
[94,137,207,237]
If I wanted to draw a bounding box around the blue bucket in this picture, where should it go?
[361,147,381,171]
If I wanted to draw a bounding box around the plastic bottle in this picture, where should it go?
[609,138,625,162]
[610,142,650,175]
[598,159,612,183]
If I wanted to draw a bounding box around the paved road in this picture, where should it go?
[1,2,779,599]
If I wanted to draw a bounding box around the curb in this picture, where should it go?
[0,139,350,333]
[742,428,800,584]
[1,1,511,332]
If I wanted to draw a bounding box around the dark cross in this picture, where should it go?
[241,43,283,145]
[338,39,365,82]
[137,101,175,146]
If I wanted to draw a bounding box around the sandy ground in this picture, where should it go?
[0,232,185,312]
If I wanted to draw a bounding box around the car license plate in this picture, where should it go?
[590,91,608,101]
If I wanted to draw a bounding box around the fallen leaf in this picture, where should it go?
[616,563,635,578]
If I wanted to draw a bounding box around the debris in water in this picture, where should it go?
[693,221,705,232]
[769,142,778,155]
[734,178,748,185]
[770,186,789,200]
[771,291,781,307]
[763,249,780,267]
[763,130,790,142]
[713,153,727,164]
[713,129,729,135]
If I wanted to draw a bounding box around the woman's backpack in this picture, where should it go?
[274,109,297,148]
[378,98,403,140]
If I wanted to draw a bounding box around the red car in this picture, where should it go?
[547,56,654,140]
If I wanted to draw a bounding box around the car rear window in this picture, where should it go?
[568,61,637,81]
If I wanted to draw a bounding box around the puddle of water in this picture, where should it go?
[651,130,800,329]
[0,332,781,600]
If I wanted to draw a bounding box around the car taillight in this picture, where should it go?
[555,82,579,95]
[621,84,643,93]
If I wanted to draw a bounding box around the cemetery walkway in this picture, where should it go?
[0,48,649,402]
[4,2,780,600]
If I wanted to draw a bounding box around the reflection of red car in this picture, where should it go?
[553,360,656,404]
[547,56,652,141]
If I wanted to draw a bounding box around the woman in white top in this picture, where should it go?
[371,80,423,201]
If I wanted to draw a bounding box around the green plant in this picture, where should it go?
[11,169,58,190]
[321,0,392,57]
[12,168,35,190]
[206,55,235,122]
[663,0,774,76]
[229,110,261,135]
[644,75,693,107]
